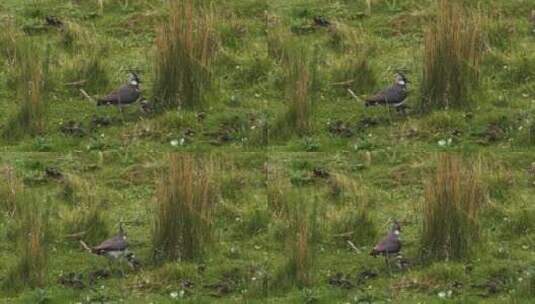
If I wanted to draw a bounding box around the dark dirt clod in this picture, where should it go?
[312,167,330,178]
[180,279,195,290]
[90,115,113,129]
[196,111,207,121]
[140,99,154,115]
[313,16,331,27]
[357,270,378,285]
[58,272,85,289]
[484,123,505,142]
[204,268,241,297]
[328,272,354,289]
[45,167,63,179]
[328,120,354,137]
[356,117,381,131]
[60,120,86,137]
[88,269,111,285]
[45,16,63,27]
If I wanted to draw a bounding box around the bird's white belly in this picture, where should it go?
[105,250,125,259]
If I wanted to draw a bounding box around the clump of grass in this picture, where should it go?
[267,166,291,218]
[152,153,217,262]
[331,52,376,96]
[60,21,93,51]
[327,23,373,53]
[504,208,535,236]
[2,38,47,140]
[61,173,91,204]
[2,193,49,293]
[0,21,20,63]
[508,52,535,85]
[0,166,23,216]
[153,0,217,110]
[420,154,486,261]
[420,0,483,111]
[327,173,376,246]
[241,207,270,235]
[267,25,291,63]
[517,274,535,299]
[63,46,109,94]
[276,194,319,289]
[61,196,109,245]
[332,205,376,247]
[328,173,359,199]
[274,45,319,138]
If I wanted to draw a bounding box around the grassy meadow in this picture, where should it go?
[1,0,534,303]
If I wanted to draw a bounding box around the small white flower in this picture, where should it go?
[170,291,178,299]
[170,140,179,147]
[438,291,446,298]
[438,139,447,147]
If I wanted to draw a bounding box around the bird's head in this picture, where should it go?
[394,72,409,87]
[392,220,401,234]
[128,73,141,87]
[119,222,127,239]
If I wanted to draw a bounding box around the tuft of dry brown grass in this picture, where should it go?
[153,0,217,110]
[420,154,486,261]
[2,191,49,292]
[276,193,319,289]
[266,165,291,218]
[0,165,23,217]
[420,0,483,111]
[274,45,319,138]
[2,38,47,140]
[152,153,217,262]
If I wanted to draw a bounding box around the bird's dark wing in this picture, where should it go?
[365,86,407,106]
[98,85,140,105]
[365,90,388,105]
[373,235,401,254]
[371,230,402,256]
[93,235,127,252]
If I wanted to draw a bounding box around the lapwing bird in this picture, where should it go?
[97,73,142,109]
[370,220,402,272]
[80,225,140,273]
[365,73,410,114]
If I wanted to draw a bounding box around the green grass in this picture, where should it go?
[1,0,535,303]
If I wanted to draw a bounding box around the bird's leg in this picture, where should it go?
[119,259,126,278]
[384,253,392,276]
[117,102,125,122]
[107,258,114,276]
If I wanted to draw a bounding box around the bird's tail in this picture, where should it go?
[96,99,109,106]
[365,100,379,107]
[80,240,94,253]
